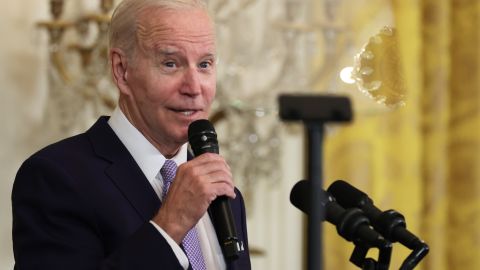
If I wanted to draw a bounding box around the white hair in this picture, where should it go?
[109,0,209,57]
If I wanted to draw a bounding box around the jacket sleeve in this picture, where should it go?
[228,189,252,270]
[12,156,183,270]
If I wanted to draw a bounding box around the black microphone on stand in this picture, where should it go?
[290,180,389,249]
[328,180,429,270]
[188,119,242,261]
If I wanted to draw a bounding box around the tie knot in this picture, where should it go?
[161,159,177,184]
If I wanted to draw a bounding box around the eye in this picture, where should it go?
[164,61,177,68]
[199,60,214,69]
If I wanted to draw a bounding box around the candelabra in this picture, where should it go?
[38,0,117,138]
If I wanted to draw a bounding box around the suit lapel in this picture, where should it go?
[86,116,160,221]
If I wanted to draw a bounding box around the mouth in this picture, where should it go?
[170,108,201,117]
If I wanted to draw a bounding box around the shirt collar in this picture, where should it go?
[108,107,188,182]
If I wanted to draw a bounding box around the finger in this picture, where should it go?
[178,158,232,181]
[205,177,236,199]
[200,170,234,188]
[185,153,229,168]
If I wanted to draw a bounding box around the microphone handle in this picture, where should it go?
[187,120,242,260]
[193,148,242,260]
[210,195,242,260]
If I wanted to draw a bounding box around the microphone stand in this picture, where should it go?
[399,242,429,270]
[371,209,429,270]
[306,122,325,270]
[349,240,392,270]
[279,94,352,270]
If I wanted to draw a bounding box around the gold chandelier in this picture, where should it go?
[37,0,117,136]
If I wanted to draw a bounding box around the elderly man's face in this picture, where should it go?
[122,7,216,155]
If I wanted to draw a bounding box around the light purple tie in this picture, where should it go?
[160,160,207,270]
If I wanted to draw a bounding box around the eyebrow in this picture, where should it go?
[154,49,216,59]
[203,53,217,59]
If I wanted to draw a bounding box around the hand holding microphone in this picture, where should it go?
[188,119,243,260]
[154,119,240,259]
[153,131,235,246]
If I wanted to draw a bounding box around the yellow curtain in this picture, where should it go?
[318,0,480,269]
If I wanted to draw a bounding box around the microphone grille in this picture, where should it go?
[290,180,332,218]
[188,119,219,156]
[290,180,311,214]
[188,119,215,138]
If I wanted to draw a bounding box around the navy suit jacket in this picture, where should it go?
[12,116,251,269]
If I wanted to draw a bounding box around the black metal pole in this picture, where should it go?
[278,94,352,270]
[306,122,324,270]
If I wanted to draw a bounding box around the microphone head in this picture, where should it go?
[188,119,219,156]
[327,180,370,208]
[290,180,332,219]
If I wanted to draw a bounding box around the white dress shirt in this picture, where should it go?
[108,107,226,270]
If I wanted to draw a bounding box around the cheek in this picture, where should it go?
[144,78,178,102]
[204,77,217,101]
[204,89,216,114]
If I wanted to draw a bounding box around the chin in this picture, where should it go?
[176,127,189,143]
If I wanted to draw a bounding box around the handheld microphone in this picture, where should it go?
[188,119,242,260]
[290,180,389,248]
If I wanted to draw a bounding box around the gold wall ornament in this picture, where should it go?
[351,26,406,108]
[50,0,64,20]
[100,0,114,14]
[37,0,117,137]
[37,0,72,82]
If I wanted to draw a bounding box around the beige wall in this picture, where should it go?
[0,1,49,267]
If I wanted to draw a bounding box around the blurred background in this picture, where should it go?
[1,0,479,269]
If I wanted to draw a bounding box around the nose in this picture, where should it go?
[180,67,202,96]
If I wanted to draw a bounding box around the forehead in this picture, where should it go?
[136,7,216,52]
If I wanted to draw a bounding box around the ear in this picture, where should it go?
[110,48,131,95]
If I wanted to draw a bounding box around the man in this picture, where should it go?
[11,0,251,269]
